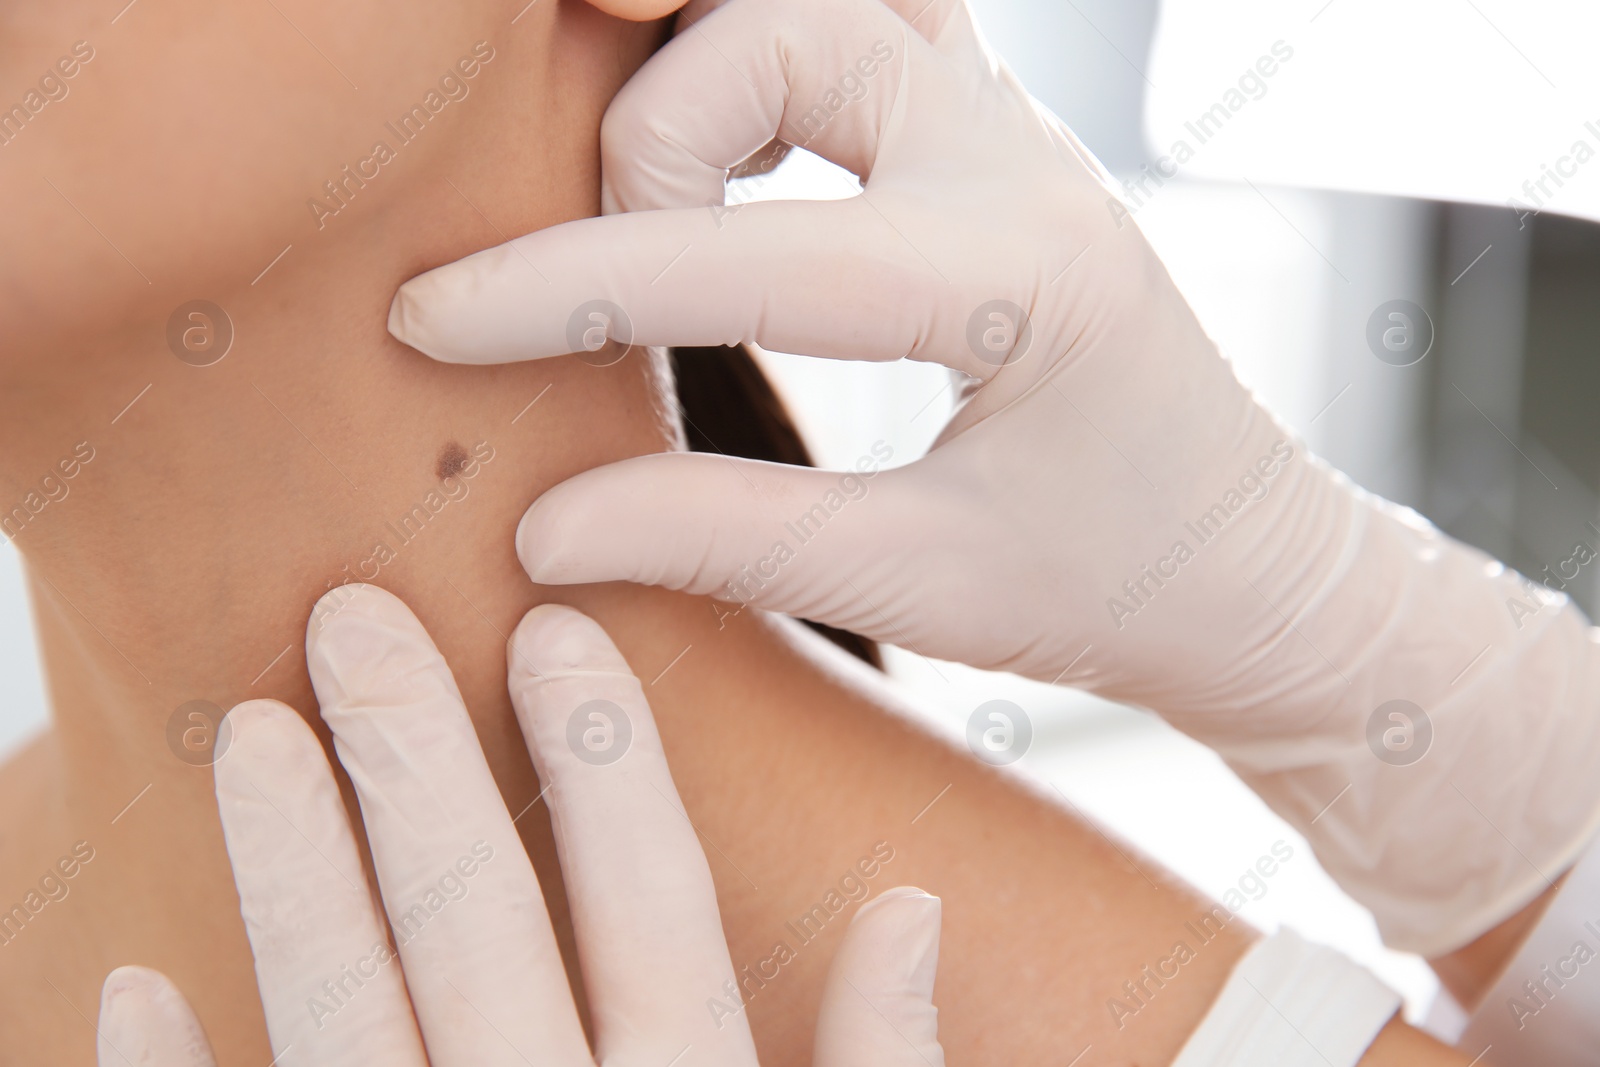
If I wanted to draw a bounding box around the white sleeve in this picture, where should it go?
[1172,928,1400,1067]
[1460,830,1600,1065]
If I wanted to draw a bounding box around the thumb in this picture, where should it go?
[813,887,946,1067]
[96,966,218,1067]
[517,451,903,632]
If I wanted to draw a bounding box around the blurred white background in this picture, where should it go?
[8,0,1600,1029]
[0,540,45,759]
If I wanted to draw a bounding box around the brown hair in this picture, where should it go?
[669,344,882,669]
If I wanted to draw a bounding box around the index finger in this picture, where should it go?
[387,197,949,368]
[386,0,1014,378]
[506,605,760,1067]
[215,701,428,1067]
[306,584,591,1067]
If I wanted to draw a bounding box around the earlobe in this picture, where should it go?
[581,0,687,21]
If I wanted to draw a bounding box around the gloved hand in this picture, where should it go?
[94,586,945,1067]
[385,0,1600,956]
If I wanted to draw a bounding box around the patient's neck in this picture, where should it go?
[18,219,700,772]
[0,214,785,1058]
[26,286,675,783]
[0,11,687,827]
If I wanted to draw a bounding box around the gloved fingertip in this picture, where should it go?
[854,884,941,921]
[100,963,164,1015]
[514,499,553,582]
[848,886,942,990]
[515,496,585,585]
[819,886,945,1065]
[387,272,453,362]
[508,604,632,685]
[219,698,307,754]
[98,966,214,1067]
[386,283,416,347]
[305,582,405,651]
[304,584,453,712]
[214,699,319,801]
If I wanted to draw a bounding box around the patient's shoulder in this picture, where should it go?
[0,729,90,1061]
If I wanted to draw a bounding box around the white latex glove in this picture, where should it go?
[95,586,945,1067]
[384,0,1600,957]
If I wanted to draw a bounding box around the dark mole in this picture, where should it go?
[436,441,470,482]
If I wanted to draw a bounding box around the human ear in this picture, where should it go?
[582,0,686,21]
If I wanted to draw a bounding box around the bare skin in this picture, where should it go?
[0,0,1505,1063]
[1432,877,1565,1012]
